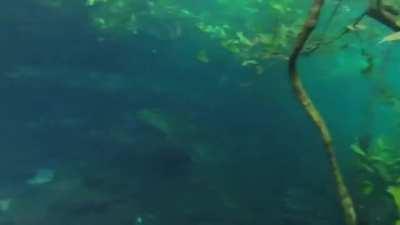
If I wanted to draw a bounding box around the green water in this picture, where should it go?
[1,1,400,225]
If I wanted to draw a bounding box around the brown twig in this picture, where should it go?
[288,1,357,225]
[367,0,400,31]
[302,7,368,54]
[301,12,367,55]
[304,0,400,54]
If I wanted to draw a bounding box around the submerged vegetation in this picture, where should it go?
[85,0,400,224]
[4,0,400,225]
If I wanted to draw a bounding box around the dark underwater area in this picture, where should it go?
[1,1,400,225]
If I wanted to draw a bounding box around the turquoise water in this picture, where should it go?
[1,1,400,225]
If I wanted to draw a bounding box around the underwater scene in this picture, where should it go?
[3,0,400,225]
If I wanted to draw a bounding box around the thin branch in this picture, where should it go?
[302,12,367,55]
[367,0,400,31]
[288,1,358,225]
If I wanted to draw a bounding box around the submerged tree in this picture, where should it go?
[288,1,358,225]
[290,1,400,225]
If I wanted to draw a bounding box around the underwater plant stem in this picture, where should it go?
[288,1,357,225]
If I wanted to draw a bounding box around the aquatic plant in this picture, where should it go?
[351,135,400,223]
[352,137,400,186]
[82,0,307,74]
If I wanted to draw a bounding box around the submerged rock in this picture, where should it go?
[26,168,55,185]
[0,198,12,212]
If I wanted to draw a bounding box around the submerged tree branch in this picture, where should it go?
[367,0,400,31]
[288,1,357,225]
[303,0,400,55]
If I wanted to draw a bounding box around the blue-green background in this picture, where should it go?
[0,1,399,224]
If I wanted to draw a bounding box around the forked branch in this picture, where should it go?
[367,0,400,31]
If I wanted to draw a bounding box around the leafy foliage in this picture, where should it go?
[352,137,400,187]
[84,0,308,73]
[351,135,400,224]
